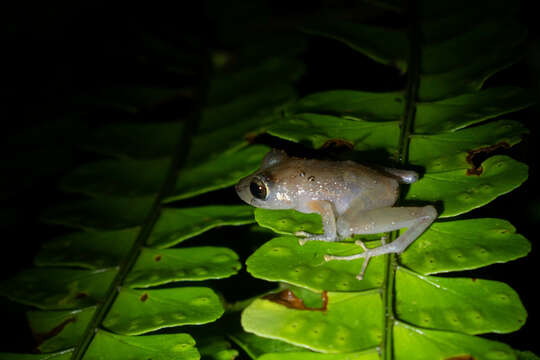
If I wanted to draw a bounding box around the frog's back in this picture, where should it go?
[289,158,399,213]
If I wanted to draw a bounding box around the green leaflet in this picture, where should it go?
[60,146,271,200]
[148,205,254,248]
[27,307,96,352]
[407,155,528,218]
[285,90,405,122]
[414,87,535,133]
[0,268,117,310]
[84,330,199,360]
[246,236,385,292]
[395,268,527,335]
[517,351,540,360]
[193,334,239,360]
[409,120,528,172]
[401,218,530,275]
[35,228,139,270]
[242,291,383,353]
[229,331,303,359]
[393,321,515,360]
[418,49,523,101]
[418,18,526,101]
[254,208,324,236]
[420,18,525,75]
[125,246,241,287]
[249,213,530,277]
[166,145,270,202]
[103,287,224,335]
[268,113,400,154]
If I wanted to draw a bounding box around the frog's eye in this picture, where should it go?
[250,178,268,200]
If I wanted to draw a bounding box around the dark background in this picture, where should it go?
[1,0,539,356]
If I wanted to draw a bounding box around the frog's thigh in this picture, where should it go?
[337,206,434,237]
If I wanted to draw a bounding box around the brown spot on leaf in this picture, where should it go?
[140,293,149,302]
[33,317,76,345]
[75,292,88,299]
[245,132,259,143]
[466,142,510,176]
[154,255,162,262]
[471,278,477,282]
[263,289,328,311]
[321,138,354,150]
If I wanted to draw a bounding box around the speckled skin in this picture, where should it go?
[236,149,437,279]
[236,153,399,215]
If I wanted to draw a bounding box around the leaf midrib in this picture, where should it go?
[381,1,422,359]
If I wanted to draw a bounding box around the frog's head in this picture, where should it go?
[235,149,295,210]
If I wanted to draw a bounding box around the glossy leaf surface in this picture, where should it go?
[84,330,199,360]
[269,114,399,153]
[254,209,323,236]
[246,236,384,292]
[401,218,530,274]
[393,321,516,360]
[409,120,528,171]
[395,268,526,334]
[415,87,535,133]
[229,331,303,359]
[125,246,241,287]
[407,156,528,217]
[242,291,383,353]
[286,90,404,122]
[104,287,224,335]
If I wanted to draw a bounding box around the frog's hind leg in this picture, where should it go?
[325,205,437,279]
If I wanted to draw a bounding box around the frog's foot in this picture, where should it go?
[324,252,371,280]
[324,236,388,280]
[295,231,336,245]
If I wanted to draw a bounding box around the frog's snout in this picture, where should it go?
[235,177,250,204]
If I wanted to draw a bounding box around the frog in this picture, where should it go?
[235,149,437,280]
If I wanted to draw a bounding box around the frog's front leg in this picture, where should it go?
[295,200,338,244]
[325,205,437,279]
